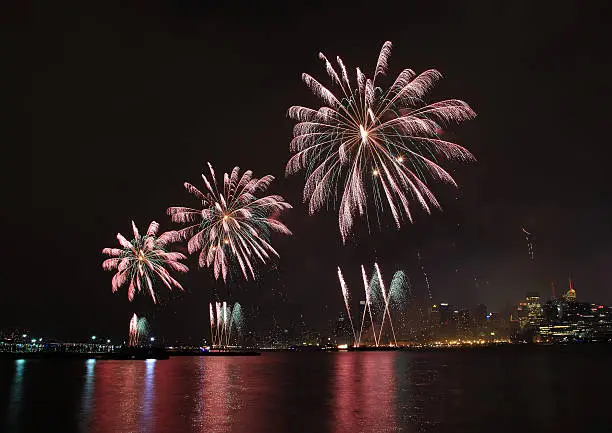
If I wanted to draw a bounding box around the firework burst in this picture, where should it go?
[287,41,476,241]
[168,163,292,282]
[102,221,188,303]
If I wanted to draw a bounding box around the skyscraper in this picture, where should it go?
[525,292,544,327]
[564,278,577,303]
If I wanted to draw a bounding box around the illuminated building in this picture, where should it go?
[516,292,544,329]
[564,278,577,303]
[457,309,474,338]
[517,301,529,328]
[430,303,440,325]
[473,304,487,327]
[334,313,353,345]
[439,303,451,324]
[525,292,544,327]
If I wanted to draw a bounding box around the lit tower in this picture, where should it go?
[565,278,576,302]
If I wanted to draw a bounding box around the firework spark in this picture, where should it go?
[129,314,138,347]
[337,267,358,346]
[522,227,535,261]
[209,303,216,346]
[359,264,378,347]
[287,41,476,241]
[375,263,397,346]
[102,221,188,303]
[168,163,292,282]
[216,302,222,345]
[227,302,244,344]
[128,314,149,347]
[210,301,244,348]
[340,263,405,347]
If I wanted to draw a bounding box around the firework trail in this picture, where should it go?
[215,302,222,347]
[375,263,397,346]
[210,302,244,347]
[209,303,216,347]
[287,41,476,241]
[128,314,149,347]
[128,314,138,347]
[522,227,534,261]
[102,221,188,303]
[137,317,149,343]
[168,163,292,282]
[390,270,409,306]
[337,267,358,346]
[417,250,433,315]
[359,264,378,347]
[228,302,243,344]
[390,270,409,329]
[223,302,229,346]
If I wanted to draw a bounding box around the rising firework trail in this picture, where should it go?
[339,264,407,347]
[359,264,378,347]
[102,221,188,303]
[128,314,149,347]
[375,263,398,346]
[128,314,138,347]
[215,302,222,346]
[168,163,292,282]
[222,301,229,341]
[287,41,476,241]
[337,267,358,346]
[522,227,534,261]
[210,301,244,348]
[209,303,216,347]
[417,250,433,318]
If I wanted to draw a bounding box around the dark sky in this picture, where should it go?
[7,1,612,340]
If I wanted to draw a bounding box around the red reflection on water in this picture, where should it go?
[91,361,143,432]
[152,357,258,433]
[193,357,276,433]
[200,358,233,431]
[333,353,397,432]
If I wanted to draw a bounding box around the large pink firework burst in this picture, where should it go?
[286,41,476,241]
[102,221,188,303]
[167,163,291,282]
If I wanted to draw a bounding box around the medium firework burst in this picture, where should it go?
[167,163,291,282]
[287,41,476,241]
[102,221,188,303]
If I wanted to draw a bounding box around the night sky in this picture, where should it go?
[9,1,612,340]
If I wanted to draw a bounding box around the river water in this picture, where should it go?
[1,347,611,432]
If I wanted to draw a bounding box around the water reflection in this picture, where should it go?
[333,353,397,433]
[91,361,142,432]
[4,350,608,432]
[6,359,26,430]
[79,359,96,431]
[141,359,156,432]
[199,359,242,432]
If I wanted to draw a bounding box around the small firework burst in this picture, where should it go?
[168,163,291,282]
[102,221,187,303]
